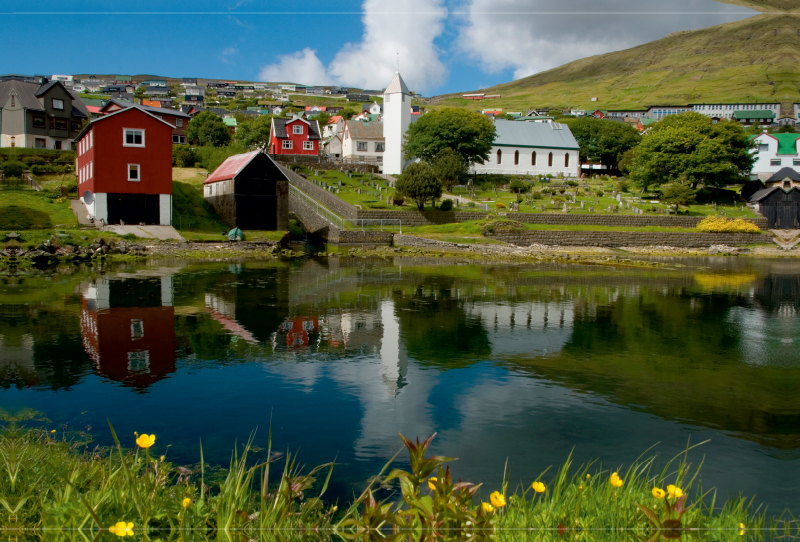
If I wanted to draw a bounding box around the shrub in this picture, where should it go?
[530,190,543,200]
[597,191,604,197]
[439,199,454,211]
[391,195,405,206]
[567,180,578,187]
[558,188,566,194]
[696,216,760,233]
[467,201,476,208]
[661,183,698,206]
[1,161,26,178]
[617,181,630,193]
[496,202,505,209]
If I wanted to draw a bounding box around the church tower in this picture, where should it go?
[382,72,411,175]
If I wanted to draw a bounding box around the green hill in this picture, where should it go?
[431,14,800,111]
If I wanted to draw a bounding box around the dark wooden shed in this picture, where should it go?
[203,151,289,231]
[750,187,800,229]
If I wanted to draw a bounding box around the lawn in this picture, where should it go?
[179,230,287,242]
[0,187,78,229]
[172,167,208,187]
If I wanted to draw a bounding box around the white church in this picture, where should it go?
[382,72,411,175]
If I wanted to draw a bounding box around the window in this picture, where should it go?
[32,116,45,128]
[176,118,183,127]
[794,159,800,166]
[89,161,92,178]
[35,138,46,148]
[375,142,385,152]
[771,159,782,166]
[532,151,537,165]
[759,144,769,152]
[784,181,792,189]
[293,125,303,134]
[54,119,67,131]
[55,141,62,150]
[90,130,93,147]
[357,141,368,151]
[172,135,186,144]
[128,164,140,181]
[514,150,519,165]
[303,141,313,150]
[548,152,553,167]
[565,154,570,167]
[71,122,81,132]
[282,140,293,149]
[124,129,145,147]
[52,98,64,110]
[497,149,502,164]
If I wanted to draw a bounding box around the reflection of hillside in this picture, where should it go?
[505,291,800,450]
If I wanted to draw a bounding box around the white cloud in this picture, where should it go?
[258,0,448,92]
[455,0,756,83]
[258,48,333,85]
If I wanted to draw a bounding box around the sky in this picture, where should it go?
[0,0,758,96]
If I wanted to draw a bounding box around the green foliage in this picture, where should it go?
[341,108,359,120]
[510,178,530,194]
[172,181,228,232]
[432,148,469,191]
[235,114,276,150]
[629,113,755,189]
[315,111,332,132]
[396,162,443,210]
[661,183,699,206]
[172,145,197,168]
[561,116,641,172]
[192,142,249,172]
[495,113,515,120]
[618,148,636,173]
[1,161,26,178]
[404,108,496,165]
[776,123,796,133]
[186,111,232,147]
[439,198,454,211]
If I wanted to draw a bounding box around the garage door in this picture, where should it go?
[107,194,161,225]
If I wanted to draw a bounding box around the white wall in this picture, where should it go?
[159,194,172,226]
[84,192,108,223]
[383,85,410,175]
[751,134,800,177]
[471,147,580,177]
[342,130,384,159]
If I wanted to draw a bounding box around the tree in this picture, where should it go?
[315,112,332,133]
[432,148,469,192]
[395,162,442,210]
[509,178,529,194]
[341,108,359,120]
[495,113,515,120]
[660,183,698,206]
[560,116,641,172]
[628,112,755,189]
[186,111,232,147]
[403,108,496,165]
[777,123,796,133]
[236,114,276,150]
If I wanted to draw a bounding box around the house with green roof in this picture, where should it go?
[750,132,800,179]
[733,110,775,127]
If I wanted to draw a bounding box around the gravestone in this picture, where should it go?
[581,201,585,209]
[540,205,547,212]
[589,206,595,213]
[612,206,619,213]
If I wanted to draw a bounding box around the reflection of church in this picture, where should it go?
[80,276,176,388]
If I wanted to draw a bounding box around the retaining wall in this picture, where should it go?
[273,155,380,174]
[288,192,393,245]
[485,229,767,247]
[355,210,488,226]
[279,163,359,219]
[503,212,769,230]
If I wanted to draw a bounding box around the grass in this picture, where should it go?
[0,421,782,537]
[179,230,287,242]
[0,187,78,230]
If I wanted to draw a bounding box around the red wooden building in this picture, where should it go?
[269,114,321,155]
[100,99,192,144]
[75,106,174,225]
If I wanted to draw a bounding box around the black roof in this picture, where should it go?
[766,167,800,183]
[105,98,190,118]
[271,116,321,140]
[34,80,62,96]
[750,187,779,202]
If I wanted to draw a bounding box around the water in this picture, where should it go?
[1,256,799,512]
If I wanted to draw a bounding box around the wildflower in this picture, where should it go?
[739,523,746,535]
[135,434,155,449]
[51,429,56,433]
[652,488,666,499]
[482,502,495,513]
[428,477,437,491]
[182,498,191,508]
[586,473,591,479]
[490,491,506,508]
[667,484,683,498]
[108,522,134,537]
[609,472,624,488]
[160,455,166,462]
[531,481,546,493]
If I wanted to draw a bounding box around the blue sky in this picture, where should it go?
[0,0,756,95]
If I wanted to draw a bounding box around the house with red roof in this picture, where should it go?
[100,99,191,144]
[74,106,173,225]
[268,114,321,155]
[323,115,344,138]
[203,151,289,230]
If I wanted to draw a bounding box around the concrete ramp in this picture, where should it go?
[69,199,96,228]
[101,225,184,241]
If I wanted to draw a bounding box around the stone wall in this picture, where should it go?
[485,229,768,247]
[272,155,380,174]
[355,210,489,226]
[288,193,393,245]
[503,212,769,230]
[278,163,360,219]
[337,230,394,245]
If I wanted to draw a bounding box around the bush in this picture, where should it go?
[530,190,543,200]
[467,201,476,208]
[1,161,26,178]
[617,181,630,193]
[696,216,760,233]
[496,202,505,209]
[173,146,197,168]
[558,188,566,194]
[597,191,604,197]
[661,183,698,206]
[439,199,454,211]
[567,180,578,187]
[391,195,405,206]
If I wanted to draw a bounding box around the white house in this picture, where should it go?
[323,133,342,157]
[470,119,580,178]
[750,132,800,180]
[341,120,384,160]
[323,115,344,138]
[382,72,411,175]
[691,103,780,121]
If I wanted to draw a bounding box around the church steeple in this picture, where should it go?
[382,72,411,175]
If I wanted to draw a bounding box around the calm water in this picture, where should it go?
[1,256,799,511]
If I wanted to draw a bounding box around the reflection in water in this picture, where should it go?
[1,258,800,510]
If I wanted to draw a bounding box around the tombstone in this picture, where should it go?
[612,190,617,198]
[562,203,568,213]
[581,201,585,209]
[369,174,373,180]
[639,209,644,215]
[612,206,619,213]
[589,206,595,213]
[357,188,361,194]
[616,194,622,203]
[551,200,555,205]
[666,208,673,215]
[339,181,343,187]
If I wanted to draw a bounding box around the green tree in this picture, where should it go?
[395,162,442,210]
[235,114,276,150]
[341,108,359,120]
[560,116,641,172]
[495,113,515,120]
[629,112,755,189]
[315,112,332,133]
[403,108,496,165]
[660,183,698,206]
[509,177,529,194]
[777,123,796,133]
[432,148,469,192]
[186,111,232,147]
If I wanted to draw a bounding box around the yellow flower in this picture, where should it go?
[135,434,155,449]
[50,429,56,433]
[609,472,624,488]
[428,477,437,491]
[482,502,494,513]
[652,488,666,499]
[108,521,134,537]
[739,523,746,535]
[160,456,166,462]
[490,491,506,508]
[531,481,546,493]
[182,497,191,508]
[667,484,683,498]
[586,473,591,479]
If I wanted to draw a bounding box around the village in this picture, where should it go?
[1,70,799,258]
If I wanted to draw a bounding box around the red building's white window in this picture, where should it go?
[293,125,303,134]
[128,164,140,181]
[303,141,313,150]
[124,129,145,147]
[282,140,293,149]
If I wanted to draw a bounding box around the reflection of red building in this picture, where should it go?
[278,317,319,347]
[80,278,176,388]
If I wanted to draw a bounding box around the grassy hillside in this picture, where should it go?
[431,14,800,111]
[718,0,799,11]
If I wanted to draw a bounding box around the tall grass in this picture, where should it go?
[0,423,792,539]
